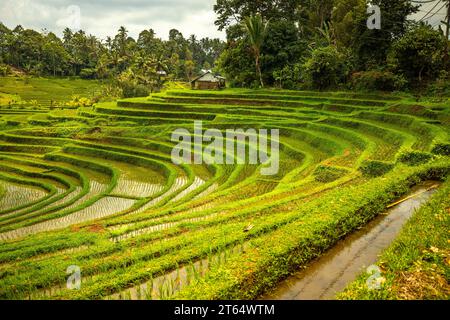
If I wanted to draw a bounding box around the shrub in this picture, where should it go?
[120,83,150,98]
[431,143,450,156]
[389,25,447,85]
[0,64,10,76]
[216,41,256,88]
[359,160,394,177]
[272,64,302,90]
[302,46,349,90]
[427,71,450,99]
[351,70,407,91]
[66,95,94,108]
[313,165,348,183]
[79,68,96,79]
[397,151,433,166]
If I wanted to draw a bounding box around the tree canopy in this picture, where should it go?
[0,23,225,83]
[1,0,449,93]
[215,0,449,90]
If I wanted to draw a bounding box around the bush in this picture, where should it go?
[302,46,349,90]
[351,70,407,91]
[359,160,395,177]
[120,83,150,98]
[389,25,447,85]
[79,68,96,79]
[0,64,10,76]
[427,71,450,98]
[216,41,257,88]
[313,165,348,183]
[398,151,433,166]
[66,95,94,108]
[272,64,302,90]
[431,143,450,156]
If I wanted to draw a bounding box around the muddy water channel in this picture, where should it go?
[261,181,440,300]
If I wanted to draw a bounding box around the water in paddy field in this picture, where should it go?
[261,181,440,300]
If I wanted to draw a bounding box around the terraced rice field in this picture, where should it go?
[0,77,101,107]
[0,88,449,300]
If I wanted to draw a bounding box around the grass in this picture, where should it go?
[0,76,448,300]
[338,177,450,300]
[0,93,18,106]
[0,77,103,107]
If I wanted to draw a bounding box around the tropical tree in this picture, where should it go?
[242,14,269,87]
[115,26,129,57]
[302,46,349,89]
[214,0,302,31]
[0,23,224,80]
[184,48,195,81]
[42,33,69,76]
[388,24,448,85]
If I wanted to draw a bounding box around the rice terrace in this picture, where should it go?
[0,0,449,304]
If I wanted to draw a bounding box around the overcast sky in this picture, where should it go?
[0,0,447,41]
[410,0,448,29]
[0,0,225,40]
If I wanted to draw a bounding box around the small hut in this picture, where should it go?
[191,71,226,90]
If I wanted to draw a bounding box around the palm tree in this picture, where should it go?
[242,14,269,88]
[116,26,128,57]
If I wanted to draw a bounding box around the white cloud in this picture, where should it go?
[55,5,81,31]
[0,0,225,40]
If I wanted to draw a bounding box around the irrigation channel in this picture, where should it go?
[261,181,440,300]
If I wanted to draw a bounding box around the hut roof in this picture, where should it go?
[191,71,226,83]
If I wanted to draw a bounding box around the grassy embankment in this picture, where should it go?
[338,178,450,300]
[0,78,448,299]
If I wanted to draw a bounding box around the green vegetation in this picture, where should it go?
[242,14,269,88]
[339,178,450,300]
[313,165,349,183]
[2,0,448,94]
[432,143,450,156]
[0,23,224,96]
[174,162,449,299]
[0,76,102,107]
[359,160,395,177]
[215,0,449,91]
[398,151,433,166]
[0,83,448,300]
[0,0,449,301]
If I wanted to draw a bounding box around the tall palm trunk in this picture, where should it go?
[243,14,269,89]
[255,52,263,87]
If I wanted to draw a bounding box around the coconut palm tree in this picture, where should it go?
[242,14,269,88]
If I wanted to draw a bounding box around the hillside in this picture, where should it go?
[0,86,448,299]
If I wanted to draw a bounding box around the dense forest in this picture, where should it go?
[216,0,450,93]
[0,24,225,96]
[0,0,449,96]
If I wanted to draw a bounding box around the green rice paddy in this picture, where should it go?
[0,79,449,300]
